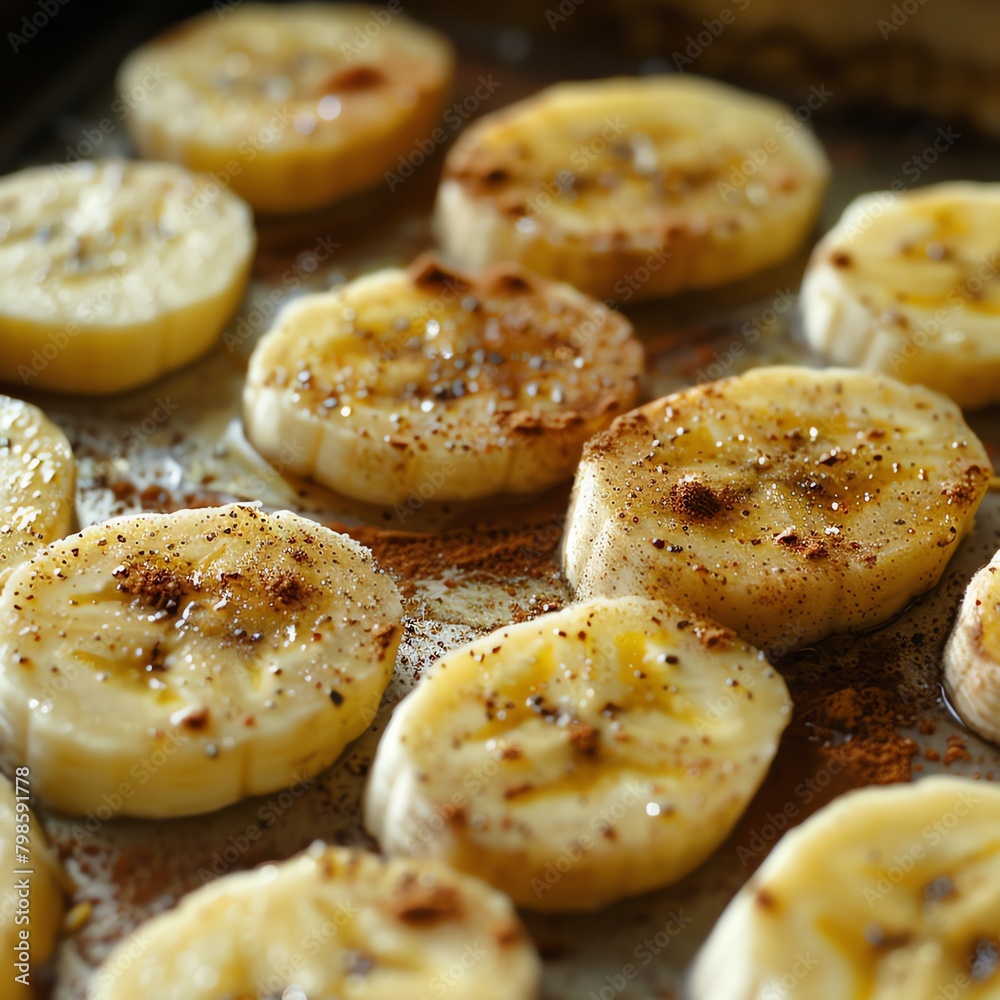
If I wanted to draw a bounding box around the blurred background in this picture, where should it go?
[1,0,998,171]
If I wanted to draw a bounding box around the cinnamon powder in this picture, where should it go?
[787,683,919,786]
[343,516,926,794]
[341,520,565,585]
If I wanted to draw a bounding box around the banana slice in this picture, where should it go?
[563,366,991,650]
[801,182,1000,409]
[243,255,643,505]
[117,3,454,214]
[0,159,255,395]
[1,396,75,588]
[0,504,402,818]
[690,777,1000,1000]
[365,596,791,912]
[434,75,829,301]
[91,842,540,1000]
[0,772,66,978]
[944,548,1000,745]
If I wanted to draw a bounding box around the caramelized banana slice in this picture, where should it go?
[243,256,643,505]
[118,3,454,213]
[563,366,990,649]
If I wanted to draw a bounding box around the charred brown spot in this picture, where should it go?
[490,271,533,295]
[372,622,398,658]
[483,167,510,184]
[865,925,913,951]
[568,722,599,755]
[496,922,526,947]
[499,745,522,760]
[668,479,724,521]
[409,255,471,293]
[699,625,732,649]
[393,884,463,926]
[755,888,778,911]
[323,65,386,91]
[115,562,190,615]
[267,571,314,607]
[942,466,986,506]
[503,782,534,799]
[179,708,210,731]
[831,251,852,268]
[773,528,829,560]
[494,408,585,435]
[145,642,168,673]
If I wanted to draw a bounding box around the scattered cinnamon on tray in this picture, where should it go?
[341,520,565,583]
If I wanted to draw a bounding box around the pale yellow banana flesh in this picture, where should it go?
[243,255,644,505]
[0,159,255,395]
[117,3,454,213]
[0,504,403,818]
[944,548,1000,745]
[802,182,1000,409]
[91,843,541,1000]
[562,366,991,650]
[0,396,75,589]
[690,777,1000,1000]
[365,596,791,912]
[435,75,830,301]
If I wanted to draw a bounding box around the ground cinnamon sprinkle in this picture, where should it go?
[788,683,919,785]
[338,520,565,584]
[343,516,931,799]
[944,735,973,765]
